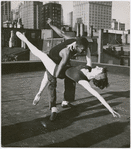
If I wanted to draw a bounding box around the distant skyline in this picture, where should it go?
[11,1,130,29]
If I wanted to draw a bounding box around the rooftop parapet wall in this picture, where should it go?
[2,61,44,74]
[70,60,130,76]
[2,60,129,76]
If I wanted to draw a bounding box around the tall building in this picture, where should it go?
[19,1,43,29]
[111,19,125,31]
[1,1,11,26]
[41,2,62,29]
[73,1,112,33]
[67,11,73,28]
[12,8,20,21]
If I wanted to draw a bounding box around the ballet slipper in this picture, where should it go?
[16,31,28,43]
[33,94,41,106]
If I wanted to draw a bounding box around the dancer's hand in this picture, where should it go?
[47,18,52,24]
[111,110,121,118]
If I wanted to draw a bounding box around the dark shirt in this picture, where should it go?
[48,39,76,64]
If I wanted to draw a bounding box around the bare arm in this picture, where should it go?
[55,48,70,78]
[78,80,121,117]
[86,48,92,67]
[47,18,72,40]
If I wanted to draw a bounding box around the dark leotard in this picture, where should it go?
[48,39,76,64]
[66,65,92,82]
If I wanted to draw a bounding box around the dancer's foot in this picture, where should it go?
[61,101,73,108]
[33,94,41,106]
[16,31,28,43]
[50,107,58,121]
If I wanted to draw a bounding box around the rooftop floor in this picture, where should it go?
[2,71,130,147]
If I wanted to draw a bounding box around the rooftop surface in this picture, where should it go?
[2,70,130,147]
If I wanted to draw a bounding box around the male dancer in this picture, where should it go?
[33,19,91,121]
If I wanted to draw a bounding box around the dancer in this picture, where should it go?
[33,18,91,108]
[16,31,90,121]
[65,65,120,118]
[33,18,92,122]
[16,31,120,118]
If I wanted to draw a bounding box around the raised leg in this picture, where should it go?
[16,32,56,76]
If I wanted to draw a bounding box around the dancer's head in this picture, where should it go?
[75,37,89,53]
[92,66,109,89]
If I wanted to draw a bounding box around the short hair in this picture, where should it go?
[76,37,88,50]
[93,68,109,89]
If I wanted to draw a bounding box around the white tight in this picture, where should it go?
[25,39,56,76]
[37,71,48,95]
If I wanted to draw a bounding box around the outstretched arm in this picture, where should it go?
[86,48,92,67]
[47,18,72,40]
[55,48,70,77]
[78,80,121,118]
[80,48,92,76]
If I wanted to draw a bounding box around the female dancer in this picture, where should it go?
[16,31,120,118]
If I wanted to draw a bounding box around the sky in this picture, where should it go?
[11,1,130,29]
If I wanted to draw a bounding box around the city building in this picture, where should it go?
[111,19,125,31]
[19,1,43,29]
[67,11,73,28]
[1,1,11,27]
[12,8,20,21]
[43,1,59,4]
[73,1,112,34]
[119,23,125,31]
[41,2,62,29]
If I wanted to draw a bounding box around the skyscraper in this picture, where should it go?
[73,1,112,33]
[1,1,11,26]
[41,2,62,29]
[19,1,43,29]
[67,11,73,28]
